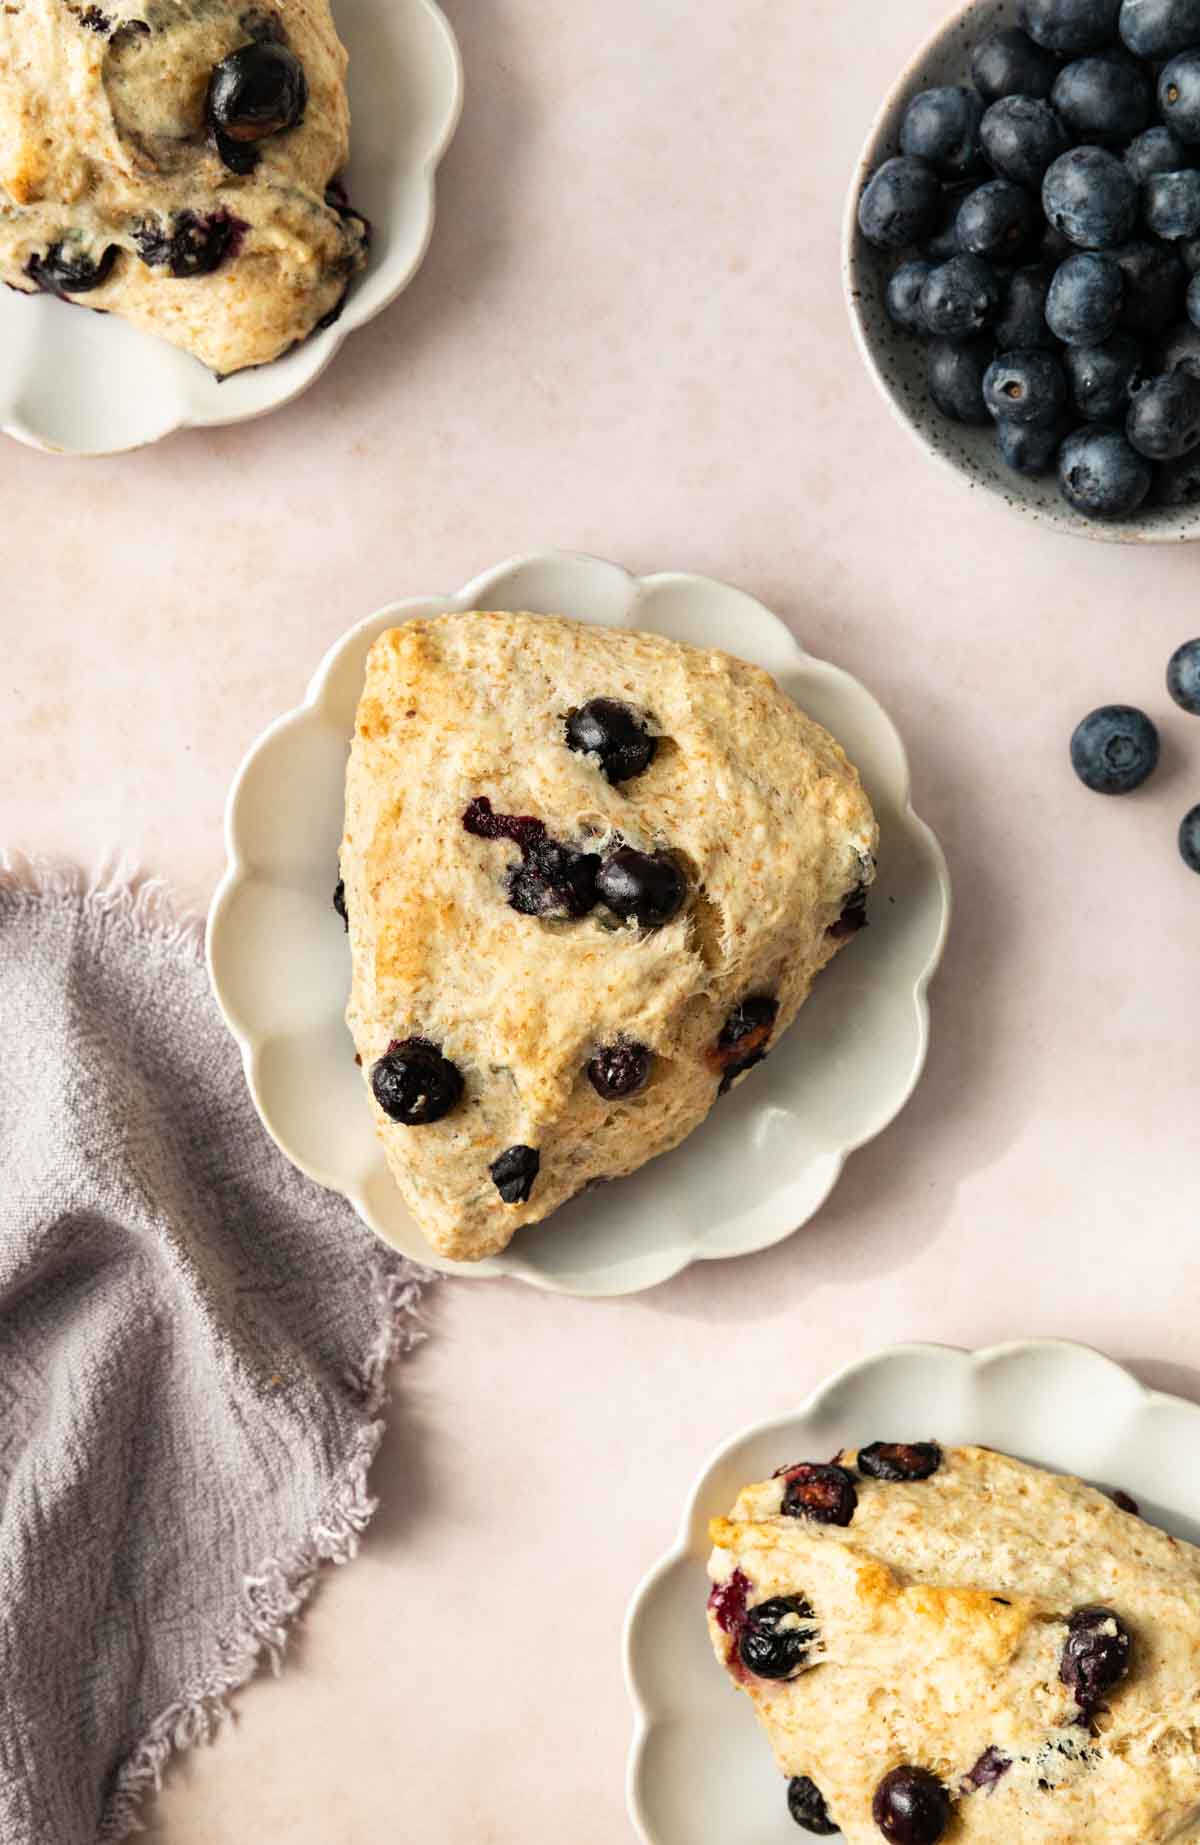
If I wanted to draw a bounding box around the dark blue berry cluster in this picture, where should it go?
[1070,634,1200,871]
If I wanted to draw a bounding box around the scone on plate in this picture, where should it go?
[0,0,368,373]
[339,610,878,1264]
[707,1443,1200,1842]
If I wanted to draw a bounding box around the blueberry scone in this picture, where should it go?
[0,0,368,373]
[338,611,877,1262]
[708,1443,1200,1842]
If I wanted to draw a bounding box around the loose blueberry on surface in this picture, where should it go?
[981,96,1070,190]
[972,26,1060,100]
[1120,0,1200,57]
[857,1441,943,1482]
[587,1037,653,1100]
[463,796,601,920]
[1058,425,1153,515]
[371,1038,464,1126]
[919,254,1001,338]
[956,179,1041,260]
[872,1766,952,1845]
[984,349,1069,423]
[1180,803,1200,869]
[333,878,348,929]
[900,87,984,179]
[1070,704,1160,790]
[1160,51,1200,143]
[1046,251,1124,344]
[787,1778,838,1836]
[1052,53,1153,146]
[26,241,118,295]
[711,995,779,1093]
[1115,241,1187,336]
[887,259,935,334]
[928,336,994,423]
[1127,367,1200,457]
[595,848,686,928]
[489,1144,540,1205]
[1060,1605,1132,1713]
[565,698,657,783]
[1123,125,1191,184]
[858,157,942,249]
[737,1596,818,1681]
[963,1747,1013,1794]
[207,41,307,144]
[997,416,1063,472]
[1043,147,1139,249]
[1144,170,1200,241]
[995,264,1056,350]
[1065,334,1143,419]
[1168,637,1200,711]
[780,1462,859,1527]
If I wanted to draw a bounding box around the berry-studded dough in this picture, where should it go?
[0,0,368,373]
[707,1443,1200,1842]
[339,611,878,1262]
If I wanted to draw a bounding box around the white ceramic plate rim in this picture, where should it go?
[0,0,463,456]
[624,1338,1200,1843]
[207,551,950,1297]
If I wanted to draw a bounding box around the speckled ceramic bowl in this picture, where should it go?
[842,0,1200,545]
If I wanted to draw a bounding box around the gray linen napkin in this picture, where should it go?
[0,858,430,1845]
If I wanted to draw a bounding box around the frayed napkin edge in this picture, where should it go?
[0,850,206,961]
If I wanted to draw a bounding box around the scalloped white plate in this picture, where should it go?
[206,552,949,1297]
[0,0,462,456]
[624,1340,1200,1844]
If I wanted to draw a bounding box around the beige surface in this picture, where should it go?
[0,0,1198,1839]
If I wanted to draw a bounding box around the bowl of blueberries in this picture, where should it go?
[844,0,1200,539]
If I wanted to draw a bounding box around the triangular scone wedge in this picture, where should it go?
[708,1443,1200,1843]
[341,610,877,1263]
[0,1,367,373]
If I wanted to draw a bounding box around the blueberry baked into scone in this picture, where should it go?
[338,611,878,1262]
[0,0,368,373]
[708,1443,1200,1842]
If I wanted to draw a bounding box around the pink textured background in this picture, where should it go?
[3,1,1199,1838]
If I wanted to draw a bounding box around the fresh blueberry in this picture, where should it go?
[1155,449,1200,498]
[919,254,1001,337]
[972,26,1060,101]
[1064,333,1144,418]
[1144,170,1200,240]
[1159,319,1200,375]
[956,179,1041,259]
[1021,0,1122,48]
[587,1037,653,1099]
[1060,1606,1132,1713]
[787,1778,838,1836]
[371,1038,464,1125]
[711,995,779,1093]
[1039,219,1077,265]
[779,1463,858,1527]
[1120,0,1200,55]
[206,41,307,144]
[997,417,1063,472]
[565,698,657,783]
[1071,704,1160,789]
[1127,367,1200,456]
[1190,271,1200,325]
[996,264,1056,349]
[984,348,1069,421]
[1046,252,1124,343]
[1058,425,1153,514]
[489,1144,540,1205]
[463,797,600,920]
[928,337,994,422]
[1052,53,1153,146]
[886,258,934,333]
[900,87,984,179]
[872,1767,952,1845]
[858,157,942,248]
[26,241,118,294]
[737,1596,818,1682]
[1115,241,1187,334]
[332,878,348,929]
[596,848,687,927]
[1181,236,1200,273]
[857,1442,943,1482]
[1043,147,1139,248]
[1168,637,1200,710]
[980,97,1070,191]
[922,183,972,261]
[1124,125,1191,184]
[1179,803,1200,869]
[1160,51,1200,143]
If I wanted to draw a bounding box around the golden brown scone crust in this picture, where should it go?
[0,0,366,372]
[340,611,877,1263]
[708,1444,1200,1843]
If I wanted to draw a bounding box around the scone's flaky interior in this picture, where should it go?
[0,0,367,373]
[341,610,877,1264]
[708,1444,1200,1843]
